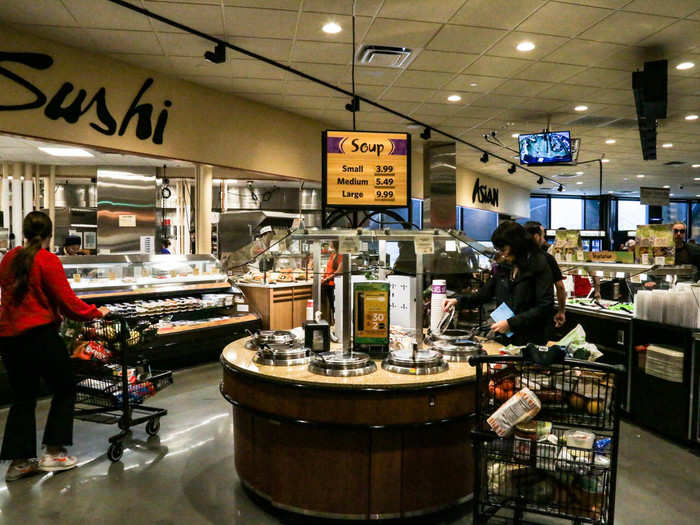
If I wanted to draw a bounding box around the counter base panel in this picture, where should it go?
[233,404,474,520]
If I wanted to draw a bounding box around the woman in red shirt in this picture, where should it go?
[0,212,108,481]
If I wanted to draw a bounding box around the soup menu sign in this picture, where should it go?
[323,130,410,208]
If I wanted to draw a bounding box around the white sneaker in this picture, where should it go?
[39,451,78,472]
[6,459,40,482]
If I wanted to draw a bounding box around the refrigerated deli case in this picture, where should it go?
[0,254,260,405]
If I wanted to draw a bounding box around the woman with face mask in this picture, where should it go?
[443,221,554,345]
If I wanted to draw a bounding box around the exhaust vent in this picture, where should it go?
[357,45,412,68]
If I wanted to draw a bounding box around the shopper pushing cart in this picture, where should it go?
[0,212,109,482]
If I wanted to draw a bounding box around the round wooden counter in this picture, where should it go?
[220,337,502,520]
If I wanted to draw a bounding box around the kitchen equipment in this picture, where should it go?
[431,338,484,362]
[308,351,377,377]
[303,320,331,353]
[245,330,296,350]
[253,343,310,366]
[382,346,448,375]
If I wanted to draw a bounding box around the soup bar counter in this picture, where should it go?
[220,336,502,520]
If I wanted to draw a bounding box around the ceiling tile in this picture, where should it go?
[514,62,586,82]
[352,66,401,86]
[543,39,625,66]
[86,29,164,55]
[638,20,700,54]
[109,54,174,74]
[13,24,96,49]
[231,58,286,79]
[158,32,225,57]
[444,74,507,92]
[393,70,453,89]
[301,0,382,16]
[63,0,152,30]
[428,25,507,54]
[228,37,293,62]
[378,0,465,23]
[237,93,287,107]
[623,0,700,18]
[224,1,300,9]
[293,63,349,83]
[223,7,298,39]
[463,56,533,77]
[143,2,224,35]
[537,83,598,101]
[363,18,442,48]
[295,13,372,43]
[669,77,700,96]
[587,88,635,105]
[592,46,661,71]
[230,78,286,94]
[493,79,553,96]
[285,79,339,97]
[563,68,631,88]
[335,83,387,98]
[456,106,506,120]
[291,40,351,64]
[180,75,233,92]
[427,91,482,104]
[517,1,612,38]
[450,0,545,30]
[408,50,478,73]
[486,32,569,60]
[0,0,77,26]
[381,87,434,102]
[283,95,331,109]
[579,11,677,45]
[471,94,534,109]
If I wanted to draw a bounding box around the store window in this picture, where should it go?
[584,199,601,230]
[661,202,688,225]
[460,207,498,241]
[411,198,423,229]
[617,200,647,231]
[551,198,583,230]
[529,196,549,227]
[692,203,700,242]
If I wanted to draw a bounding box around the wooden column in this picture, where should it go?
[195,165,212,254]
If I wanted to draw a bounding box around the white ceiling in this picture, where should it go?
[1,0,699,198]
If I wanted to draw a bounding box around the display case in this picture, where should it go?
[60,254,261,369]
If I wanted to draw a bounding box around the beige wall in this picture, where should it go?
[456,166,530,218]
[0,25,325,181]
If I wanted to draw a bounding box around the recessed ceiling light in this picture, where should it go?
[470,82,478,87]
[624,177,629,181]
[574,105,588,112]
[676,62,695,70]
[576,181,583,185]
[637,174,645,178]
[447,94,461,102]
[605,139,616,144]
[601,159,610,163]
[516,41,535,52]
[322,22,342,34]
[576,171,583,175]
[511,133,519,138]
[670,193,675,197]
[685,114,698,121]
[663,185,670,188]
[693,164,700,168]
[38,146,93,157]
[608,191,614,194]
[695,177,700,181]
[662,143,673,148]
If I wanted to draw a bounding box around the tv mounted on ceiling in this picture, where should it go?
[518,131,573,165]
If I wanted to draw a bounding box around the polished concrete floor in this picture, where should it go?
[0,362,698,524]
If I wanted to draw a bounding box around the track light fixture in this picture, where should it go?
[480,152,489,163]
[420,127,431,140]
[204,43,226,64]
[537,176,544,185]
[557,184,564,192]
[345,96,360,113]
[508,164,516,174]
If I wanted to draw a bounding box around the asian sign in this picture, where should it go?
[323,130,410,208]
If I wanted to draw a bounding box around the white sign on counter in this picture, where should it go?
[339,236,361,255]
[388,275,416,329]
[118,214,136,227]
[414,235,434,255]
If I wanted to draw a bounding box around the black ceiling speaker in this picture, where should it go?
[633,59,667,160]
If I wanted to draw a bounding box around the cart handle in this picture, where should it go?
[468,353,626,374]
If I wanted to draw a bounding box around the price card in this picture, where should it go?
[631,274,642,283]
[576,250,585,262]
[566,253,573,262]
[339,236,361,254]
[654,256,665,265]
[641,253,650,265]
[414,236,435,255]
[445,240,457,252]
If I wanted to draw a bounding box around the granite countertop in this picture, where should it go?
[221,336,504,390]
[235,280,313,289]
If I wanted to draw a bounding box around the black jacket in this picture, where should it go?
[458,250,554,345]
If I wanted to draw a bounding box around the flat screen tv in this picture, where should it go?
[518,131,572,165]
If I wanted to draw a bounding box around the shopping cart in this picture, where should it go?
[68,315,172,462]
[468,353,624,525]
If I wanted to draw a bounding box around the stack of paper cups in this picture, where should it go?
[430,279,447,332]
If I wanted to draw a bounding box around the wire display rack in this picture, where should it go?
[69,315,172,462]
[468,354,624,525]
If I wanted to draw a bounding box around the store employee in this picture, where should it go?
[61,235,83,256]
[672,222,700,272]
